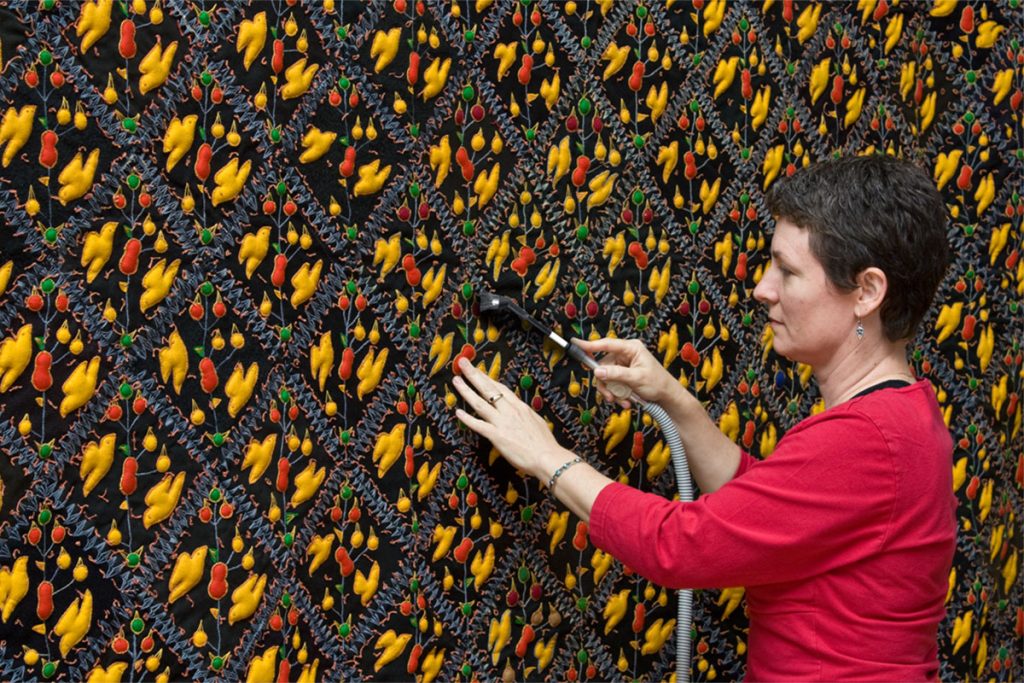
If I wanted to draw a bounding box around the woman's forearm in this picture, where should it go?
[534,446,615,523]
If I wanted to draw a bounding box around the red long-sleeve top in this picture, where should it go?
[590,380,957,681]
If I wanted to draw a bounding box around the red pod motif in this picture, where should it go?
[32,351,53,392]
[208,561,228,599]
[120,456,138,495]
[119,20,137,59]
[272,39,285,74]
[272,253,287,288]
[339,347,355,380]
[276,457,290,492]
[119,238,142,275]
[39,130,58,169]
[37,581,54,621]
[194,143,213,181]
[518,55,533,86]
[199,357,218,393]
[407,51,420,86]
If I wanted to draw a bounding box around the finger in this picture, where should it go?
[455,408,494,439]
[593,363,641,386]
[452,375,497,417]
[457,356,505,398]
[572,337,630,355]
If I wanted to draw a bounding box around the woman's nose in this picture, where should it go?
[753,266,774,304]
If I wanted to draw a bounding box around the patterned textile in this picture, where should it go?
[0,0,1019,680]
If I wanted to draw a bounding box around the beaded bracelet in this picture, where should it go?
[547,456,583,493]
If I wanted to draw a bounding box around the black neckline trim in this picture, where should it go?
[852,379,913,399]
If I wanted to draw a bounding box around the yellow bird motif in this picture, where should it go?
[228,573,267,625]
[975,20,1004,49]
[540,74,560,110]
[80,433,117,496]
[138,40,178,95]
[0,105,36,167]
[0,324,33,392]
[353,159,392,197]
[547,136,571,183]
[142,472,186,529]
[546,510,569,553]
[289,259,323,307]
[796,3,822,44]
[428,136,451,187]
[245,646,277,683]
[488,610,512,664]
[421,57,452,100]
[58,149,100,204]
[299,126,337,164]
[603,589,630,634]
[297,660,320,683]
[281,58,319,100]
[354,561,380,606]
[493,42,517,80]
[168,546,207,603]
[601,43,629,80]
[86,662,129,683]
[238,226,271,278]
[0,556,29,622]
[242,434,277,483]
[158,329,188,394]
[656,141,678,184]
[54,590,93,657]
[306,534,334,575]
[373,233,402,278]
[645,81,668,122]
[356,348,388,400]
[81,221,118,283]
[60,357,101,417]
[76,0,113,52]
[751,85,771,129]
[0,261,11,297]
[470,543,495,589]
[236,11,267,70]
[421,264,446,307]
[416,461,441,500]
[432,525,457,561]
[139,258,181,312]
[370,27,401,72]
[587,171,616,208]
[373,629,411,671]
[473,163,500,207]
[372,422,405,478]
[310,332,333,391]
[162,115,197,172]
[211,158,252,206]
[290,462,325,507]
[224,362,259,417]
[641,617,676,655]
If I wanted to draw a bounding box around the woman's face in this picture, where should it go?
[753,219,860,368]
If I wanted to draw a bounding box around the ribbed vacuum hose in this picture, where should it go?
[637,400,693,683]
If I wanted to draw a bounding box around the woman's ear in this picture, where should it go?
[854,266,888,318]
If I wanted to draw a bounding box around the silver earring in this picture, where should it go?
[855,320,864,340]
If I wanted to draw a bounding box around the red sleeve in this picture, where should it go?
[589,412,897,589]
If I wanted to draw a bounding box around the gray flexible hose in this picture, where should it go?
[635,399,693,683]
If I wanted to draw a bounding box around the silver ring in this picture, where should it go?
[487,393,503,405]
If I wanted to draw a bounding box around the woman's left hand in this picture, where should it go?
[452,357,568,479]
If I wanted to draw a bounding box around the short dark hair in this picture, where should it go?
[766,154,950,341]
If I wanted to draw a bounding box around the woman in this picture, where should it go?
[452,155,957,680]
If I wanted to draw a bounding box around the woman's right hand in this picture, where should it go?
[571,337,683,408]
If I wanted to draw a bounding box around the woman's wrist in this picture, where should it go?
[536,446,581,486]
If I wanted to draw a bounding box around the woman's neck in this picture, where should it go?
[814,338,916,408]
